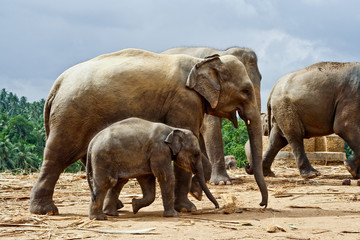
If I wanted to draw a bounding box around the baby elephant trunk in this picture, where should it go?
[194,158,219,209]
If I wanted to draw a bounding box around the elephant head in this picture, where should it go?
[165,129,219,209]
[186,55,268,207]
[225,48,262,112]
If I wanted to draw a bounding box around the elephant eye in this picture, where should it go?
[242,89,251,99]
[193,151,200,158]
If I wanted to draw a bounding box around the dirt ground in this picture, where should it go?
[0,164,359,240]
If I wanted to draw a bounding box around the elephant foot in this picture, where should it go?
[174,199,197,213]
[190,178,202,201]
[163,209,180,217]
[245,163,253,175]
[132,198,141,214]
[344,159,360,179]
[299,167,321,179]
[29,200,59,215]
[103,208,119,216]
[103,200,122,215]
[89,212,108,220]
[263,168,276,177]
[209,173,232,185]
[117,199,124,209]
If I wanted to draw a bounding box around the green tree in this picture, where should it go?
[6,115,33,141]
[0,88,86,173]
[222,119,249,168]
[0,134,15,170]
[345,143,354,159]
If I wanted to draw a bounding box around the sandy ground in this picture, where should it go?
[0,164,359,240]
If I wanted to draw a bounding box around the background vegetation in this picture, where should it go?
[222,119,249,168]
[0,89,83,173]
[0,88,352,173]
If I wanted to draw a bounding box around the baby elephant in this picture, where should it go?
[86,117,219,220]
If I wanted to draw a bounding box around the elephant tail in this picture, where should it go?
[86,149,96,203]
[44,77,62,139]
[266,101,272,136]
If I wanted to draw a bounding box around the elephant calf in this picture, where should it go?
[86,117,219,220]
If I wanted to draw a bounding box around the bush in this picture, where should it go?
[222,119,248,168]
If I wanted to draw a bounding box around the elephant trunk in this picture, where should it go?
[241,106,268,208]
[194,159,219,209]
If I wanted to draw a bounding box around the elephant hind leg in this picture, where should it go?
[30,142,84,215]
[287,137,320,179]
[272,101,319,179]
[262,124,288,177]
[103,178,129,216]
[30,158,66,215]
[132,175,156,214]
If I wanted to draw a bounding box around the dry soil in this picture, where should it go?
[0,165,359,239]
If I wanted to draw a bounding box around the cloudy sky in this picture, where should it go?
[1,0,359,111]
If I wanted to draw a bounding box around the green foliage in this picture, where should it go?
[0,88,85,173]
[345,142,354,159]
[0,89,45,173]
[222,118,249,168]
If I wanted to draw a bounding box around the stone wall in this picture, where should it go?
[263,134,346,166]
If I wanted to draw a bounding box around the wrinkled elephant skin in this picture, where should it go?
[30,48,267,215]
[163,47,262,191]
[264,62,360,179]
[87,118,218,220]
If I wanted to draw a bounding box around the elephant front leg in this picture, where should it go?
[174,164,196,213]
[132,175,156,214]
[103,178,128,216]
[158,174,180,217]
[344,157,360,179]
[201,115,232,185]
[334,110,360,179]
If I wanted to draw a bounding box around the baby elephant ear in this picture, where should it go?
[164,130,185,156]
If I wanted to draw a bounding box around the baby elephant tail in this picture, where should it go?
[86,150,96,203]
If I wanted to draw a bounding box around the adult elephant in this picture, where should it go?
[30,48,267,215]
[162,47,262,188]
[263,62,360,179]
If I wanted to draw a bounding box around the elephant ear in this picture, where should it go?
[186,55,223,109]
[164,130,185,156]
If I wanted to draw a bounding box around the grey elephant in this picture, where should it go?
[263,62,360,179]
[162,47,262,197]
[86,118,219,220]
[224,155,238,169]
[30,48,267,216]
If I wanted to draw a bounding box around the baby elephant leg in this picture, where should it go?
[132,175,156,214]
[155,170,179,217]
[89,186,109,220]
[103,178,128,216]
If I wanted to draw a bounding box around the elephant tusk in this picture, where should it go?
[247,120,251,125]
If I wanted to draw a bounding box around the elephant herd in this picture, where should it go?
[29,46,360,220]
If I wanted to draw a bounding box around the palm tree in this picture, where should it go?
[0,135,15,171]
